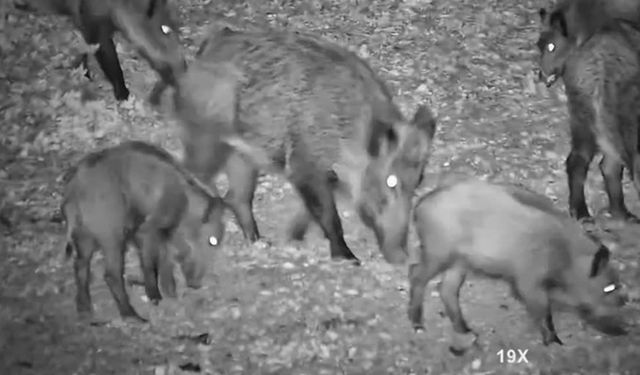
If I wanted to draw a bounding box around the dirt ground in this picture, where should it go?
[1,0,640,374]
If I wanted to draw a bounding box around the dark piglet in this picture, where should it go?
[143,27,437,264]
[537,7,640,221]
[406,177,628,355]
[13,0,183,101]
[61,141,225,323]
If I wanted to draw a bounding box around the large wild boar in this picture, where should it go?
[13,0,184,101]
[546,0,640,47]
[113,18,439,264]
[537,6,640,221]
[403,177,628,354]
[61,141,226,322]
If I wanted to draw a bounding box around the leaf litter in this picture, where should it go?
[2,0,640,374]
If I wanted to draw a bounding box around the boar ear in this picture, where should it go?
[412,105,437,141]
[378,128,399,158]
[202,196,227,223]
[146,0,168,17]
[549,10,568,37]
[539,8,548,23]
[395,105,437,164]
[590,245,611,278]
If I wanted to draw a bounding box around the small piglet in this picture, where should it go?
[61,141,225,323]
[405,178,628,354]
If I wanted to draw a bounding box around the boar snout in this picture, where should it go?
[579,304,629,336]
[365,198,411,265]
[587,315,629,336]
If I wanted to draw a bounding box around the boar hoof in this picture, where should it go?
[162,289,178,300]
[605,210,639,224]
[114,87,130,102]
[625,213,640,224]
[450,330,478,355]
[288,221,309,241]
[449,345,467,357]
[413,325,425,334]
[346,257,362,267]
[88,320,109,327]
[577,215,594,224]
[543,333,563,346]
[122,314,148,324]
[126,274,144,286]
[330,254,361,266]
[78,311,95,323]
[185,281,203,290]
[146,289,163,305]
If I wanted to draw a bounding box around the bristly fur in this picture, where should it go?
[537,6,640,220]
[409,178,627,353]
[550,0,640,46]
[158,26,438,262]
[60,140,226,321]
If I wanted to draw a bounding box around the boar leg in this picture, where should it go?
[135,226,165,304]
[600,154,638,221]
[135,233,178,298]
[140,189,188,301]
[94,38,129,101]
[439,264,473,334]
[128,236,180,296]
[72,232,97,320]
[518,282,562,345]
[287,208,313,241]
[408,259,445,331]
[287,172,337,241]
[100,235,145,322]
[566,124,596,220]
[82,20,130,101]
[157,243,178,299]
[289,167,358,262]
[171,235,204,289]
[225,152,261,242]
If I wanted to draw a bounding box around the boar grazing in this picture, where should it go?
[14,0,183,101]
[537,7,640,221]
[61,141,225,322]
[406,178,627,354]
[196,29,437,264]
[122,23,438,264]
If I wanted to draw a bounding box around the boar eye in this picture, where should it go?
[161,25,172,35]
[603,283,616,293]
[546,42,556,53]
[386,174,398,188]
[208,236,219,246]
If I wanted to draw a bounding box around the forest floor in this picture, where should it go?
[1,0,640,374]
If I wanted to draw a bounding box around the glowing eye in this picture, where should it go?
[603,283,616,293]
[208,236,218,246]
[546,43,555,53]
[161,25,172,35]
[386,174,398,188]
